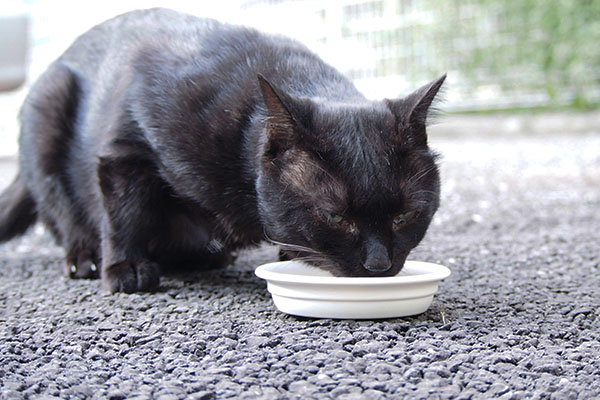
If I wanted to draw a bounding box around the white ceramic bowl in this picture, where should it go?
[255,260,451,319]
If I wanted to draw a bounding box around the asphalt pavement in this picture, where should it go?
[0,115,599,399]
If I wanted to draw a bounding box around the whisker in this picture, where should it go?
[263,231,320,255]
[293,255,331,266]
[261,235,340,274]
[405,164,437,187]
[407,189,438,204]
[409,189,438,197]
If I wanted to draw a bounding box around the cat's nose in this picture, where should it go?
[364,257,392,272]
[363,238,392,272]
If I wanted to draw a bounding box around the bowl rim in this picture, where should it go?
[255,260,451,286]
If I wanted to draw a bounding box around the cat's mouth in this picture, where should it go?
[268,235,408,277]
[279,248,407,278]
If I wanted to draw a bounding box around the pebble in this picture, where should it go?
[2,135,600,398]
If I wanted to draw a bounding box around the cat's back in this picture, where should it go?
[58,8,224,78]
[58,7,353,101]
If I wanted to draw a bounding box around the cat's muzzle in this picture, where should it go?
[363,237,392,273]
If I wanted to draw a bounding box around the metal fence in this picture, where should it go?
[242,0,600,111]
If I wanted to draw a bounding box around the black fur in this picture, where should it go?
[0,8,445,292]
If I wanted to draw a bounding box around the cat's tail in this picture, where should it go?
[0,173,37,243]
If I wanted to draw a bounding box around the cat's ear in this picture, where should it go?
[386,74,446,147]
[257,74,302,156]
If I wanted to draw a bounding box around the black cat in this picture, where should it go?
[0,8,445,293]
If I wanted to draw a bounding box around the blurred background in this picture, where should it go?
[0,0,599,157]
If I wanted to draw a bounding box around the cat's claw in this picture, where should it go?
[66,247,101,279]
[66,261,100,279]
[102,260,160,293]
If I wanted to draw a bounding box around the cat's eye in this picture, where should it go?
[393,211,416,229]
[327,213,344,224]
[322,212,358,235]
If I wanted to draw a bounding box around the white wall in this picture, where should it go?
[0,1,249,157]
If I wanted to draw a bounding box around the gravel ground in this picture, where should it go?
[1,121,599,399]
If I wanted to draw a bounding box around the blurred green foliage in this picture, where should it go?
[431,0,600,109]
[340,0,599,109]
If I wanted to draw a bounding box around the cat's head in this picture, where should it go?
[256,74,445,277]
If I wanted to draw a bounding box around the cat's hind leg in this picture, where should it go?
[18,62,100,279]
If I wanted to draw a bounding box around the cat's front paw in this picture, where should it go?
[66,247,100,279]
[102,260,160,293]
